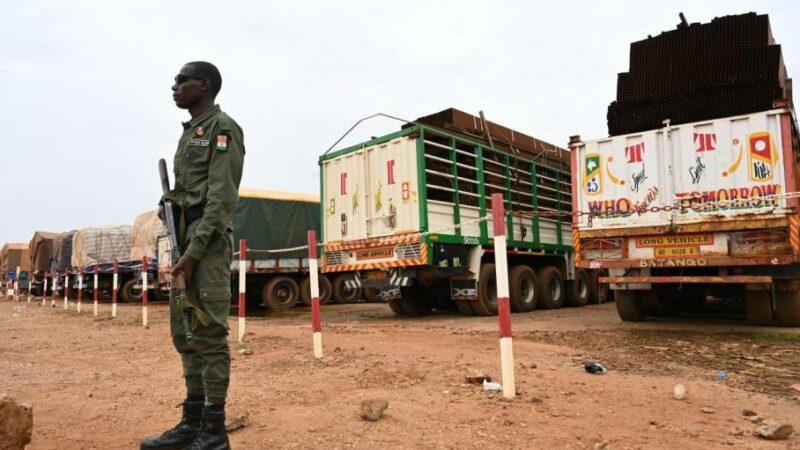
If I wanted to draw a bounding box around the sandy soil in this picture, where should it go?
[2,297,800,449]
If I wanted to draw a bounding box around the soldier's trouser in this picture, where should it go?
[170,228,232,400]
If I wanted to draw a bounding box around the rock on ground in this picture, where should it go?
[360,398,389,422]
[0,394,33,450]
[225,410,250,432]
[753,419,794,440]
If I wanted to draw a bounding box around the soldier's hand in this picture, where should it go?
[172,255,198,285]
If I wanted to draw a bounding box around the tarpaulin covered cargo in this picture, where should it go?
[71,225,133,267]
[52,231,75,272]
[0,243,30,277]
[233,189,320,259]
[29,231,59,274]
[130,210,167,261]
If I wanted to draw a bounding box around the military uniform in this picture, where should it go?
[170,104,244,401]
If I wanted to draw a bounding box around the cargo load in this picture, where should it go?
[71,225,133,268]
[129,210,167,261]
[233,189,320,259]
[51,231,76,272]
[608,13,792,135]
[28,231,59,274]
[1,243,30,278]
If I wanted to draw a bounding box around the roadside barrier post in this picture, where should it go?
[93,265,99,317]
[52,270,58,307]
[491,193,516,399]
[307,230,323,358]
[42,273,48,306]
[142,256,148,327]
[64,270,70,310]
[77,267,84,313]
[15,265,20,301]
[27,271,32,303]
[238,239,247,343]
[112,259,118,318]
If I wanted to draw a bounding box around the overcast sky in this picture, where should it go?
[0,1,797,244]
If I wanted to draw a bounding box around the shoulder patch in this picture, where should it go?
[216,134,229,152]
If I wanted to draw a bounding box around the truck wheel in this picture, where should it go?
[615,290,646,321]
[399,287,435,316]
[332,274,362,303]
[154,288,170,301]
[455,301,475,315]
[745,291,773,326]
[299,275,332,306]
[537,266,564,309]
[509,265,538,312]
[262,276,299,310]
[120,279,141,303]
[363,287,382,303]
[472,263,498,316]
[387,300,406,316]
[565,269,590,307]
[775,291,800,326]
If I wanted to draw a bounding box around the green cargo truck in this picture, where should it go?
[319,109,603,316]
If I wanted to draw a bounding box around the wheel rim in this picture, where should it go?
[549,276,561,301]
[272,281,295,305]
[519,277,536,305]
[578,277,588,298]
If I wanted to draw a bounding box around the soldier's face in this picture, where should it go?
[172,65,208,109]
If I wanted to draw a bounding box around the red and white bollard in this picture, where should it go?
[64,270,70,310]
[14,265,20,301]
[42,272,48,306]
[77,267,84,313]
[112,259,118,318]
[238,239,247,343]
[307,230,323,358]
[142,257,149,327]
[491,193,515,399]
[52,270,58,307]
[93,265,99,317]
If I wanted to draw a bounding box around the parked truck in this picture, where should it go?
[1,243,30,292]
[571,106,800,326]
[157,188,329,310]
[319,108,602,316]
[28,231,59,296]
[571,12,798,326]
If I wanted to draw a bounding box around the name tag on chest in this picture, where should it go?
[187,138,210,147]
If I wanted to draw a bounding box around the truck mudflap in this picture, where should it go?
[450,279,478,300]
[601,275,772,285]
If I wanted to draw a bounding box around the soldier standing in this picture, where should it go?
[141,61,244,450]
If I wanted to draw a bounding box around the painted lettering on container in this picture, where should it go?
[674,184,781,212]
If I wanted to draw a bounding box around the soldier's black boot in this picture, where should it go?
[187,404,231,450]
[140,398,204,450]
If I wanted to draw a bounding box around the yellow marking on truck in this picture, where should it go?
[635,234,714,248]
[654,246,701,258]
[355,246,394,261]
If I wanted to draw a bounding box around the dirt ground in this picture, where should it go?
[2,297,800,449]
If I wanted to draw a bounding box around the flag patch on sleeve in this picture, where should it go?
[216,134,228,152]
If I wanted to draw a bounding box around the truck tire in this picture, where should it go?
[615,290,646,322]
[509,265,538,312]
[565,269,590,307]
[387,300,406,315]
[120,279,141,303]
[262,276,299,311]
[745,291,773,326]
[332,274,362,304]
[388,287,435,317]
[455,301,475,315]
[472,263,498,316]
[537,266,564,309]
[299,275,332,306]
[775,291,800,326]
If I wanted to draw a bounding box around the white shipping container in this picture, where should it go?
[575,109,796,231]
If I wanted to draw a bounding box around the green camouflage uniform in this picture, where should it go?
[170,104,244,400]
